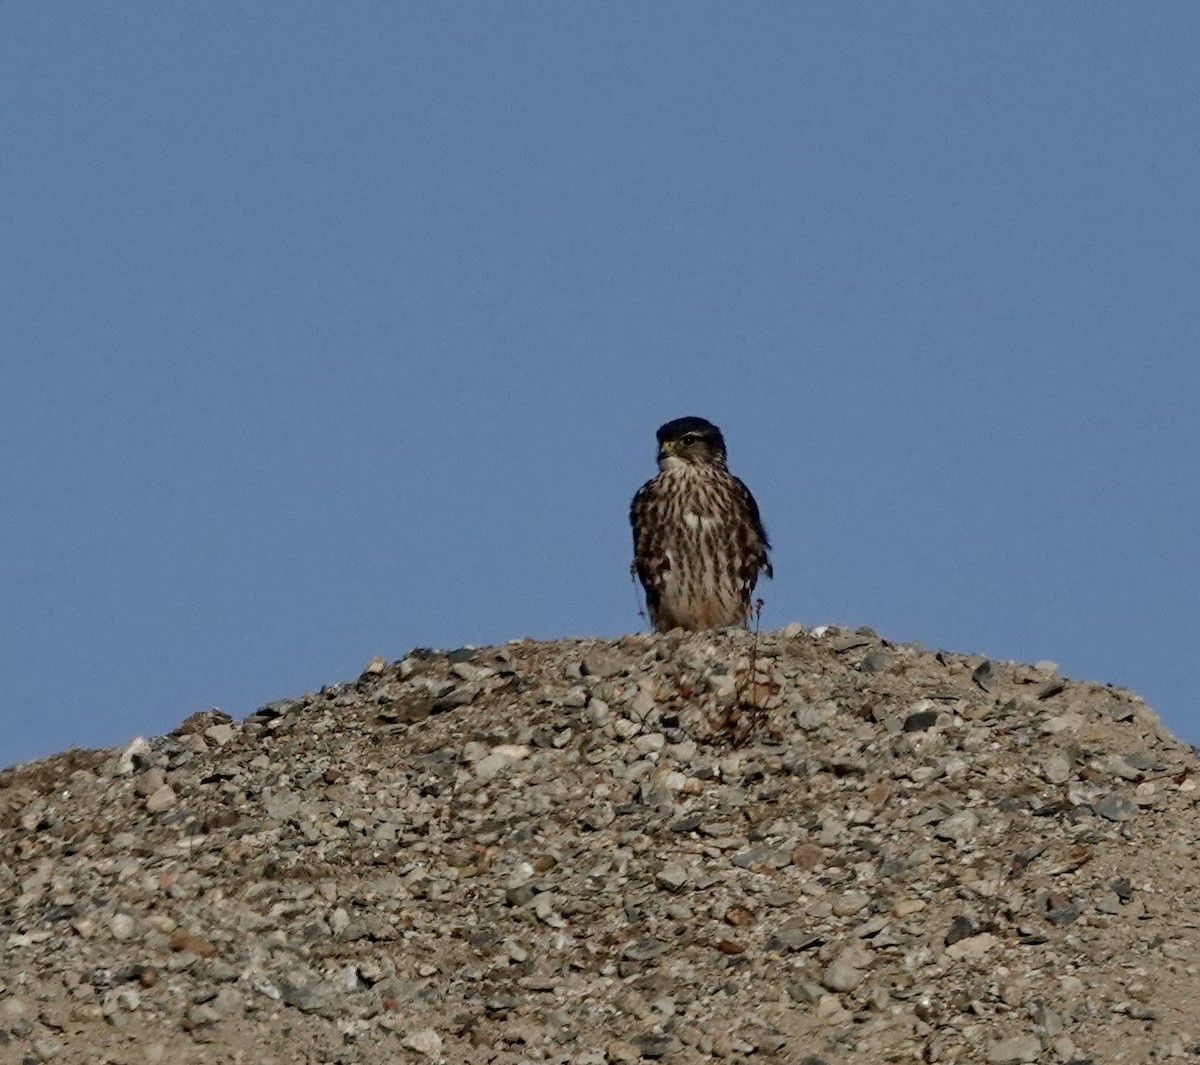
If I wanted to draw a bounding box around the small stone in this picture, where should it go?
[743,1026,788,1054]
[1031,1003,1063,1037]
[732,845,787,869]
[934,809,979,843]
[903,709,940,732]
[169,929,218,958]
[866,782,893,806]
[629,689,656,719]
[1042,710,1082,731]
[263,788,300,821]
[998,980,1026,1007]
[793,705,830,731]
[945,932,998,960]
[401,1027,443,1058]
[1107,754,1144,781]
[791,842,824,870]
[134,767,165,796]
[986,1034,1042,1063]
[655,864,690,892]
[204,723,236,746]
[859,649,890,674]
[582,803,615,830]
[893,898,927,917]
[32,1036,63,1060]
[115,737,151,776]
[252,975,281,1001]
[1106,700,1136,722]
[972,661,998,692]
[621,937,668,962]
[505,884,538,907]
[452,661,496,683]
[581,652,622,677]
[492,743,530,760]
[816,994,851,1024]
[1094,793,1138,822]
[1052,1036,1078,1061]
[831,892,870,917]
[474,751,515,780]
[822,949,870,992]
[277,968,330,1013]
[1046,896,1083,925]
[767,919,821,952]
[633,1032,683,1058]
[144,785,176,813]
[1041,754,1072,785]
[606,1040,640,1064]
[945,915,976,945]
[633,732,665,753]
[109,913,136,940]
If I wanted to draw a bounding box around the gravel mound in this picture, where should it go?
[3,625,1199,1064]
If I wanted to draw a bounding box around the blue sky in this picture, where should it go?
[3,5,1198,767]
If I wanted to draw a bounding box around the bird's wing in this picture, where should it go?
[732,475,773,581]
[629,479,670,601]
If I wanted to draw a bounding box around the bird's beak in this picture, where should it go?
[657,440,676,462]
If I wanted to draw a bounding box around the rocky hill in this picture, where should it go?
[3,624,1199,1065]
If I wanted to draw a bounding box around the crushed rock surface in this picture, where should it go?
[3,624,1200,1064]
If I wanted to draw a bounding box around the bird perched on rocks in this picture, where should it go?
[630,416,772,632]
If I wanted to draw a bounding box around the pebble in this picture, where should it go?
[655,863,690,892]
[474,751,515,779]
[263,788,300,820]
[109,913,136,941]
[1095,792,1139,822]
[1042,753,1072,784]
[204,723,236,746]
[934,809,979,843]
[822,948,871,992]
[893,898,927,917]
[945,932,998,960]
[401,1027,442,1057]
[114,737,151,776]
[144,785,176,813]
[986,1034,1042,1063]
[831,891,870,917]
[168,929,217,958]
[606,1040,641,1063]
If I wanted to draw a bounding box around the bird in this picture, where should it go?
[630,416,772,632]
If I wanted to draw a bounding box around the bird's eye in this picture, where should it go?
[681,433,699,446]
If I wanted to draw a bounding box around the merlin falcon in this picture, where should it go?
[630,416,772,632]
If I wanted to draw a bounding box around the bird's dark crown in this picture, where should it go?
[655,416,728,465]
[656,416,724,448]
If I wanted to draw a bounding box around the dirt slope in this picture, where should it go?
[2,625,1199,1064]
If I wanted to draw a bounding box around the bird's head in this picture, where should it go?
[655,416,728,470]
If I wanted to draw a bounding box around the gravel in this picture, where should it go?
[2,624,1199,1064]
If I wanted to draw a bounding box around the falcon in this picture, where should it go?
[630,416,772,632]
